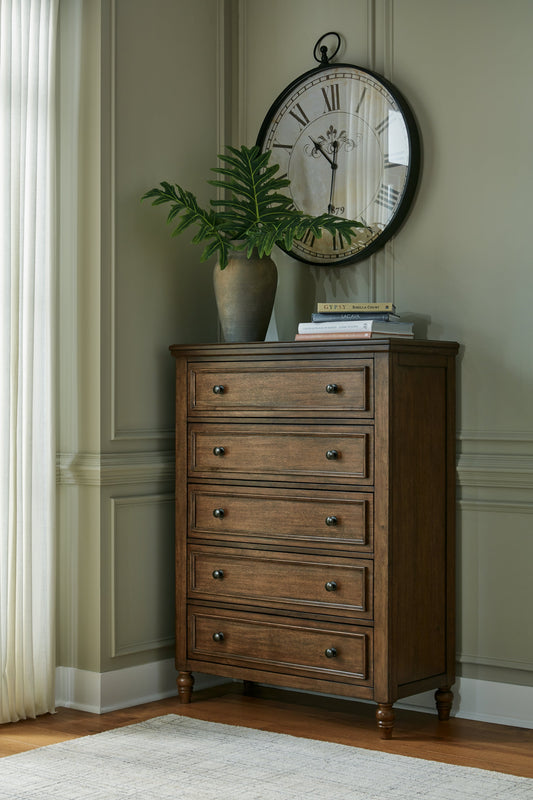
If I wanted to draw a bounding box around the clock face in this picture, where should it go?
[256,64,420,265]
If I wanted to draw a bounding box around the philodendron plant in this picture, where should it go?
[142,144,363,268]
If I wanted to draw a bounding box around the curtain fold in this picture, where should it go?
[0,0,58,722]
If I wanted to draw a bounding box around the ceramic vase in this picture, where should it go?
[213,249,278,342]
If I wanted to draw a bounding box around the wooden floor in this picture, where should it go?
[1,683,532,779]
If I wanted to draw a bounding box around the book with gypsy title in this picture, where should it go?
[316,301,396,313]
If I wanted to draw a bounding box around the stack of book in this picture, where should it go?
[295,302,414,341]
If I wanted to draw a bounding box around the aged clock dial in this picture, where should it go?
[256,61,420,266]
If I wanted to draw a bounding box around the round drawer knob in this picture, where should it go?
[325,515,338,527]
[325,581,337,592]
[212,632,225,642]
[325,383,338,394]
[213,446,225,457]
[213,508,225,519]
[325,647,337,659]
[326,449,339,460]
[212,569,224,580]
[212,385,225,394]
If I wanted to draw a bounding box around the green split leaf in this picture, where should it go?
[141,144,365,269]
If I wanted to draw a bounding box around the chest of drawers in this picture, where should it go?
[170,339,459,737]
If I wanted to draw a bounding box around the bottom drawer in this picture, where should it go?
[188,606,372,685]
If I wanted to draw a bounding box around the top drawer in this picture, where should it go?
[187,359,373,419]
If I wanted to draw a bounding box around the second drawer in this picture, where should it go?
[188,423,374,485]
[188,546,373,620]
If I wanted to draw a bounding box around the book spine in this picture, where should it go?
[295,331,413,341]
[316,302,395,312]
[298,320,412,334]
[311,312,399,322]
[298,320,372,334]
[295,331,373,340]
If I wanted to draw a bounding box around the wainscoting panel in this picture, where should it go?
[106,0,219,444]
[110,495,175,658]
[458,504,533,666]
[456,431,533,684]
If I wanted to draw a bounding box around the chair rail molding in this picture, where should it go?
[456,429,533,509]
[56,450,175,487]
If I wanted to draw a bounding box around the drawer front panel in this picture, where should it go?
[188,547,373,619]
[188,607,372,684]
[189,424,373,485]
[189,486,373,552]
[188,360,373,417]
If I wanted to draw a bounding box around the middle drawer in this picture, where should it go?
[189,485,374,554]
[188,545,373,620]
[189,423,374,485]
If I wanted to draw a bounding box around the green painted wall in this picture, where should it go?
[57,0,533,697]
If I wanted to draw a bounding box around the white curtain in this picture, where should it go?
[0,0,58,722]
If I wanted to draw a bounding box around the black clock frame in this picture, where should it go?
[256,61,421,266]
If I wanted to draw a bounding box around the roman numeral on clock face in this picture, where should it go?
[332,230,345,251]
[321,83,340,112]
[355,87,367,114]
[289,103,310,128]
[300,229,315,248]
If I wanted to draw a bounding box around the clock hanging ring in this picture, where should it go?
[256,32,421,266]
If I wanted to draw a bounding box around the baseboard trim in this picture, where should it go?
[55,661,225,714]
[398,677,533,729]
[56,664,533,728]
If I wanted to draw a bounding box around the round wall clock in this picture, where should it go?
[256,33,421,266]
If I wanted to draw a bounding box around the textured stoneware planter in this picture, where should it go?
[213,249,278,342]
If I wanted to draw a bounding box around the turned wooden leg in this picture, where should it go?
[376,703,395,739]
[435,686,453,721]
[177,671,194,704]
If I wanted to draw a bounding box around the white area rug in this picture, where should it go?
[0,714,531,799]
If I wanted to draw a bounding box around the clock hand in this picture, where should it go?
[327,141,339,214]
[309,136,336,168]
